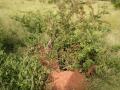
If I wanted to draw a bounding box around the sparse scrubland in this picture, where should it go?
[0,0,120,90]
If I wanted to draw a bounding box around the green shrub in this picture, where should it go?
[0,25,26,54]
[111,0,120,8]
[13,12,45,34]
[0,52,48,90]
[43,0,110,71]
[12,0,111,72]
[13,12,48,46]
[0,14,48,90]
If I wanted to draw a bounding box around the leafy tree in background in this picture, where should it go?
[111,0,120,8]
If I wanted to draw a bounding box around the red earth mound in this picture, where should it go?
[46,71,87,90]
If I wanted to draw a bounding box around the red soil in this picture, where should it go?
[47,71,87,90]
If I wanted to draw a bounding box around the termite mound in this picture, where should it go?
[38,40,96,90]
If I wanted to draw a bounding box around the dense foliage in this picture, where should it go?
[0,0,120,90]
[0,23,48,89]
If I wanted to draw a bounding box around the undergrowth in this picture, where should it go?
[0,0,120,90]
